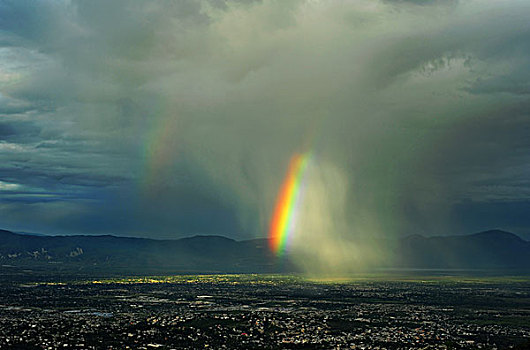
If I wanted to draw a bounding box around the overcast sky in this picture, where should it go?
[0,0,529,240]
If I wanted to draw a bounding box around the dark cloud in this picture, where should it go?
[0,0,529,259]
[0,120,40,141]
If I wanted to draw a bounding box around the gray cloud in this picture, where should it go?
[0,0,529,258]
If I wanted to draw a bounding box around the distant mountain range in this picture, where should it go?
[0,229,277,274]
[0,229,529,275]
[396,230,530,270]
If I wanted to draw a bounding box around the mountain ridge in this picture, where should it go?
[0,229,528,274]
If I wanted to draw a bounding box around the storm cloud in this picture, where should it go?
[0,0,529,259]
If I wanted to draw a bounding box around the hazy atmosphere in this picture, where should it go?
[2,3,530,349]
[1,0,530,257]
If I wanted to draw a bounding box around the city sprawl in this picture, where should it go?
[0,275,529,349]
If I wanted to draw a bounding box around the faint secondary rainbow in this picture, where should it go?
[269,152,312,257]
[139,102,181,193]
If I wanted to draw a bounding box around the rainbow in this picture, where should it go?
[140,104,180,193]
[269,152,311,256]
